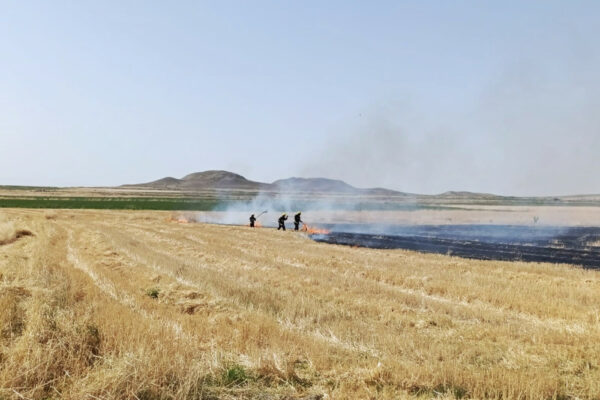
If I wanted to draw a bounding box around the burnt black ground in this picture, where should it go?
[311,225,600,269]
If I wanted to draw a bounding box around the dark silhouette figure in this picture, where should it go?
[278,213,288,230]
[294,212,302,231]
[249,214,256,227]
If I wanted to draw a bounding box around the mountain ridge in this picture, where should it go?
[121,170,408,195]
[122,170,596,199]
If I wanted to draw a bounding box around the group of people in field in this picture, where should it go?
[249,212,302,231]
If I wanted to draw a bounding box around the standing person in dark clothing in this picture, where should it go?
[278,213,288,230]
[294,212,302,231]
[249,214,256,227]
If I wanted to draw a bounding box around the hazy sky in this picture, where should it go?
[1,1,598,195]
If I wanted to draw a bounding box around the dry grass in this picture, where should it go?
[0,215,16,242]
[1,209,600,399]
[0,214,34,246]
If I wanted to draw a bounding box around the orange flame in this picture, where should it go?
[168,214,195,224]
[301,223,330,235]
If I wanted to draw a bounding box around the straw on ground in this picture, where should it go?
[1,209,599,399]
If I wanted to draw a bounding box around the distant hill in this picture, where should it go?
[126,170,579,201]
[437,191,504,199]
[122,170,406,195]
[136,177,182,189]
[179,171,266,190]
[272,177,357,193]
[4,169,598,204]
[129,170,599,201]
[122,170,267,191]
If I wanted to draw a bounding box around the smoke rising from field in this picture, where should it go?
[300,48,600,196]
[193,36,600,229]
[195,192,298,227]
[195,190,378,228]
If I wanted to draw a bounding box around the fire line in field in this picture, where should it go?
[301,223,331,235]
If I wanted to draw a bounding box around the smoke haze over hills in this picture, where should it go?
[300,47,600,196]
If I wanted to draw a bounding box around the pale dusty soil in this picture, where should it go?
[197,206,600,227]
[1,209,600,399]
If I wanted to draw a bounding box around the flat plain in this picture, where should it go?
[1,209,600,399]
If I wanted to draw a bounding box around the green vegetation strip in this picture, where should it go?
[0,197,220,211]
[7,196,592,211]
[0,196,460,211]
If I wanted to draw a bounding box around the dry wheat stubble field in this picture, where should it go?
[1,209,600,399]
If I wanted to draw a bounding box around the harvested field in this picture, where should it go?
[1,209,600,399]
